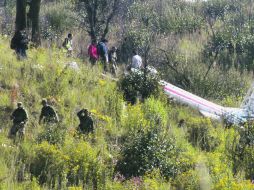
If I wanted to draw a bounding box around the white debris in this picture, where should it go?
[65,62,79,71]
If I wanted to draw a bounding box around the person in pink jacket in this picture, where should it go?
[88,39,99,65]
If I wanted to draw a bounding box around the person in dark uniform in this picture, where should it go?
[10,30,29,59]
[9,102,28,139]
[77,108,94,134]
[39,99,59,124]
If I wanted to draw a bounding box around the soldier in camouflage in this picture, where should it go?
[77,108,94,134]
[9,102,28,139]
[39,99,59,124]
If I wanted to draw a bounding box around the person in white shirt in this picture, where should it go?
[131,50,143,69]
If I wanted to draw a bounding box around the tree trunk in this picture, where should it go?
[15,0,27,31]
[28,0,41,46]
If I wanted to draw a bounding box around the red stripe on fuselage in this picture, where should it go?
[164,86,223,114]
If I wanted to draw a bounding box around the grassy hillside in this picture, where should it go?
[0,36,253,190]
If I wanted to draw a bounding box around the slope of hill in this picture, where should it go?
[0,36,253,190]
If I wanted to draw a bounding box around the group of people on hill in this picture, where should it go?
[88,38,118,75]
[62,33,144,74]
[62,34,120,75]
[9,99,93,141]
[10,31,144,73]
[8,32,146,141]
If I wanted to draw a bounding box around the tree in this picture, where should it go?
[76,0,120,41]
[12,0,41,47]
[15,0,27,31]
[28,0,41,46]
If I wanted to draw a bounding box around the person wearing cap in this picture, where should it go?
[39,99,59,124]
[9,102,28,139]
[77,108,94,134]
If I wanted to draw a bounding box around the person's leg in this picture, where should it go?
[18,124,25,141]
[90,57,96,66]
[15,48,21,60]
[21,48,27,58]
[8,124,19,138]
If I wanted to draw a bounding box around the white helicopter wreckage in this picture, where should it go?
[131,66,254,125]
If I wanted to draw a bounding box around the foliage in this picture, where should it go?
[1,0,254,188]
[64,141,107,189]
[30,142,68,187]
[226,124,254,180]
[142,97,168,128]
[42,1,77,38]
[116,126,192,179]
[75,0,121,40]
[118,71,160,104]
[37,123,67,145]
[185,117,221,151]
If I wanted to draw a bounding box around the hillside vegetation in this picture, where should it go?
[0,35,252,189]
[1,0,254,189]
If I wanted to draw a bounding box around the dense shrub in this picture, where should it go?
[41,1,77,38]
[116,128,186,179]
[142,97,168,128]
[30,142,67,187]
[174,170,200,190]
[118,71,160,104]
[37,124,67,145]
[185,118,221,151]
[227,124,254,179]
[65,142,107,189]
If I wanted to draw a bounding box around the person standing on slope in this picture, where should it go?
[97,38,109,72]
[77,108,94,134]
[9,102,28,140]
[62,33,73,57]
[88,39,99,65]
[39,99,59,124]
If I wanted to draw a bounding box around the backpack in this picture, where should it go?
[97,42,105,56]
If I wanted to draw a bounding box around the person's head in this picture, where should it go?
[92,39,97,45]
[132,50,138,55]
[68,33,72,39]
[111,46,117,52]
[17,102,23,108]
[83,109,88,116]
[101,38,108,43]
[41,99,47,106]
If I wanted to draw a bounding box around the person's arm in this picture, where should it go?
[77,109,84,118]
[55,112,59,122]
[23,109,28,123]
[10,110,16,120]
[51,107,59,122]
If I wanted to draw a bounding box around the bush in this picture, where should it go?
[118,71,160,104]
[142,97,168,128]
[227,124,254,179]
[41,1,77,38]
[116,128,182,179]
[37,124,67,145]
[30,142,68,187]
[174,170,200,190]
[185,118,221,151]
[65,142,107,189]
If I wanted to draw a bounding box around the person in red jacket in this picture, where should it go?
[88,39,99,65]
